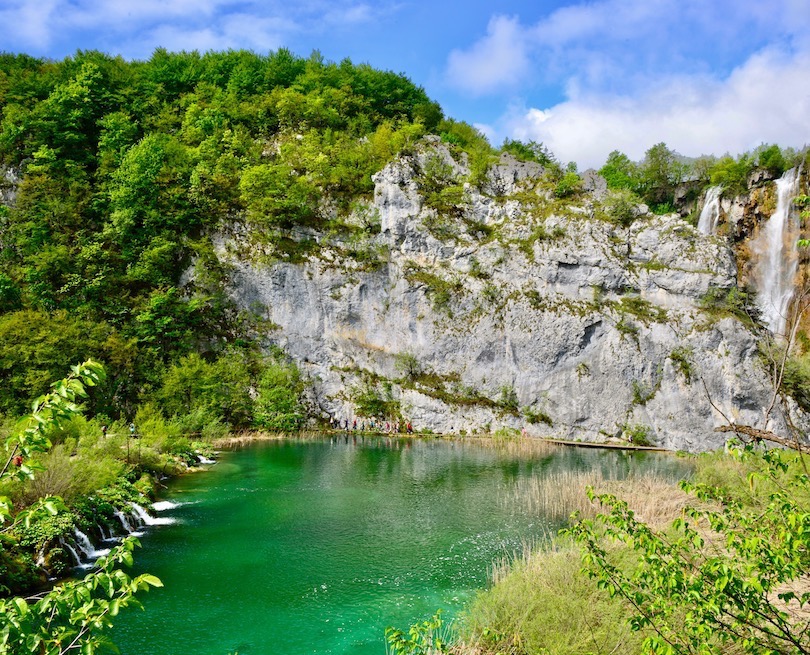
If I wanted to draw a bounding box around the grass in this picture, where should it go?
[452,466,695,655]
[453,448,810,655]
[456,539,648,655]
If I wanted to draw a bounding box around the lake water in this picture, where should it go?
[110,436,688,655]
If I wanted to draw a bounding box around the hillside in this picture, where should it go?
[0,49,808,452]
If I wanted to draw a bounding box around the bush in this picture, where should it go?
[699,286,755,325]
[253,358,306,431]
[569,446,810,654]
[352,381,399,419]
[602,189,643,227]
[554,171,583,198]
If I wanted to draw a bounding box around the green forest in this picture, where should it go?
[1,48,809,655]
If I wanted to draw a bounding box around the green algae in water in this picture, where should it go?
[110,437,688,654]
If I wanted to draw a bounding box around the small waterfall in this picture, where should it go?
[73,528,110,559]
[129,502,176,526]
[36,548,46,568]
[115,510,136,533]
[697,185,723,234]
[59,539,83,566]
[152,500,181,511]
[752,168,803,335]
[197,454,216,465]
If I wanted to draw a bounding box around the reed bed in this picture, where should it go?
[211,431,288,449]
[509,469,693,528]
[465,436,561,458]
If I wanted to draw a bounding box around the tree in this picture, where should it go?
[253,358,306,431]
[0,361,162,654]
[638,142,685,210]
[599,150,640,191]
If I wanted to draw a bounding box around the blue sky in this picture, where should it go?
[2,0,810,168]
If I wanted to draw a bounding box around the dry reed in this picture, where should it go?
[509,469,692,528]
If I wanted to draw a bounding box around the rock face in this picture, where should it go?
[221,140,793,452]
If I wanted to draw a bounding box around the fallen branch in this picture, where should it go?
[715,424,810,453]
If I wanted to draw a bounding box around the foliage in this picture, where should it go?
[568,444,810,655]
[554,171,583,198]
[617,295,668,325]
[405,267,464,313]
[780,350,810,413]
[602,189,644,227]
[394,352,422,382]
[498,385,519,414]
[500,139,558,168]
[386,611,450,655]
[0,361,162,653]
[0,49,440,419]
[706,153,756,196]
[0,310,136,417]
[157,350,253,427]
[599,150,640,191]
[523,407,553,427]
[253,356,306,432]
[352,381,399,419]
[637,142,686,209]
[620,423,653,446]
[699,286,755,325]
[461,543,645,655]
[0,539,162,655]
[669,347,694,384]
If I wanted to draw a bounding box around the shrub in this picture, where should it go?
[253,358,306,431]
[394,352,422,381]
[699,286,755,325]
[620,422,653,446]
[554,171,583,198]
[498,385,519,414]
[352,381,399,419]
[602,189,643,227]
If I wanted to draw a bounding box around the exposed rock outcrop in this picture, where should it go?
[220,140,796,452]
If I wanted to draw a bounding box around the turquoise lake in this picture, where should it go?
[110,436,688,655]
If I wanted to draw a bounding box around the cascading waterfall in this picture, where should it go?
[59,539,83,566]
[73,528,110,559]
[115,509,136,533]
[752,168,803,336]
[129,502,176,526]
[697,185,723,235]
[152,500,183,511]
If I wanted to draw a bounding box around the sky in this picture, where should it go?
[1,0,810,168]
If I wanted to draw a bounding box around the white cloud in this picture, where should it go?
[0,0,60,49]
[445,15,530,95]
[0,0,389,57]
[501,47,810,169]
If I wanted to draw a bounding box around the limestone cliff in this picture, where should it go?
[218,138,798,452]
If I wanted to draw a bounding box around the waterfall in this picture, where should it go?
[697,185,723,235]
[73,528,110,559]
[752,168,803,336]
[59,539,83,566]
[152,500,181,511]
[197,454,216,465]
[129,502,176,526]
[115,510,136,533]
